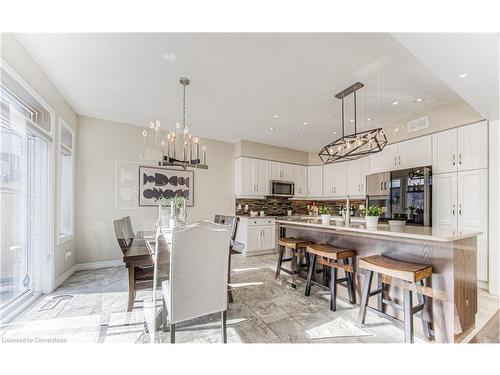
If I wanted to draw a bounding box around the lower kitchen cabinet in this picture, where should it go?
[433,169,488,281]
[235,217,276,256]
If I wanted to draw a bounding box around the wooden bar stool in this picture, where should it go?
[276,238,312,289]
[304,244,356,311]
[357,255,434,343]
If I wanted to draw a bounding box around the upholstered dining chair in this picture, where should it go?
[214,215,239,303]
[161,221,232,343]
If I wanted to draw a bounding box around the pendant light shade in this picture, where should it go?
[319,82,387,164]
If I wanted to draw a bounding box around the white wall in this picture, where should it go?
[236,139,309,165]
[489,120,499,295]
[75,116,235,264]
[1,33,78,285]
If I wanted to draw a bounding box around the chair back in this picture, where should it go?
[122,216,135,240]
[214,215,238,244]
[113,218,133,254]
[167,221,232,324]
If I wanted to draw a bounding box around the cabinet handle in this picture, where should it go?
[459,153,462,165]
[398,155,401,165]
[459,204,462,215]
[452,204,456,216]
[380,182,383,190]
[452,154,456,166]
[394,156,397,166]
[384,181,387,190]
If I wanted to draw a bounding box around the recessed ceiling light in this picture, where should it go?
[333,131,337,135]
[303,122,309,125]
[366,118,372,122]
[269,127,275,131]
[350,119,354,122]
[459,73,468,78]
[395,127,400,132]
[272,114,279,118]
[162,52,176,62]
[392,101,399,106]
[414,98,425,103]
[294,133,300,137]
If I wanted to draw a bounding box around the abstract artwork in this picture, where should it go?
[138,166,194,206]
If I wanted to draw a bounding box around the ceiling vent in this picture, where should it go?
[407,115,429,133]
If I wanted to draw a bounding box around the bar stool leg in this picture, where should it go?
[345,258,355,304]
[376,273,383,311]
[357,270,373,326]
[275,245,284,279]
[403,288,414,343]
[330,262,338,312]
[305,253,316,296]
[291,249,298,289]
[417,279,433,340]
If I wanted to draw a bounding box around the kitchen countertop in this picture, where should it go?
[276,217,482,242]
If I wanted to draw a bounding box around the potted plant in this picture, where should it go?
[319,206,333,225]
[363,206,383,228]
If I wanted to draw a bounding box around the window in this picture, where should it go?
[58,119,74,242]
[1,64,53,314]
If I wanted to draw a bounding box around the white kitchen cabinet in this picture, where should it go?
[457,121,488,171]
[235,217,276,256]
[323,162,347,198]
[398,135,432,169]
[372,143,398,173]
[347,159,365,197]
[433,169,488,281]
[269,161,295,181]
[457,169,488,281]
[307,165,323,197]
[234,157,269,197]
[433,121,488,174]
[295,165,307,197]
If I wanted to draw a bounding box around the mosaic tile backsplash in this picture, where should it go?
[235,197,366,217]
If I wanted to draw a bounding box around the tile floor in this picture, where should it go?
[1,253,498,344]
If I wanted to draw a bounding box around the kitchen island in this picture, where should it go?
[276,218,482,343]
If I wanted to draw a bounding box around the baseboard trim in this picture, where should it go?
[75,259,123,271]
[54,264,78,289]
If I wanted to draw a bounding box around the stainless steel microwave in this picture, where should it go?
[270,180,295,197]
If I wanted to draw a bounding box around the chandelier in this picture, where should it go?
[142,77,208,169]
[319,82,387,164]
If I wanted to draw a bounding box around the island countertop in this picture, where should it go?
[276,218,481,243]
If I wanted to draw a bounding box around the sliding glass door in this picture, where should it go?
[0,123,32,309]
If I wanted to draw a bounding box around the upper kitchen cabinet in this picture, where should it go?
[269,161,295,181]
[295,165,307,197]
[346,157,371,197]
[433,121,488,174]
[307,165,323,197]
[234,157,269,197]
[372,136,431,173]
[323,162,347,198]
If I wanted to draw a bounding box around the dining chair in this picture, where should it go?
[161,221,232,343]
[214,215,239,303]
[113,218,133,254]
[123,216,135,240]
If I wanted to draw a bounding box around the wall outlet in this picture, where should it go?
[65,249,72,260]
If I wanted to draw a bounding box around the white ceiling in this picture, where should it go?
[15,33,476,152]
[392,33,499,121]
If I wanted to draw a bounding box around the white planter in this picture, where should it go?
[321,214,331,225]
[365,216,379,228]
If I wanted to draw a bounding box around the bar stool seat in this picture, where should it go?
[357,255,434,343]
[359,255,432,283]
[304,243,356,311]
[275,238,312,289]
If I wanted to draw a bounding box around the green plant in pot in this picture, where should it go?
[319,206,333,225]
[363,206,383,228]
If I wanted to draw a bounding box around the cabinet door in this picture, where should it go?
[398,135,432,169]
[269,161,281,180]
[247,226,263,251]
[432,172,458,234]
[372,143,398,173]
[360,156,372,195]
[458,121,488,171]
[295,166,307,197]
[458,169,488,281]
[261,225,276,249]
[347,159,363,196]
[254,159,269,195]
[235,158,256,195]
[282,163,295,181]
[432,128,457,174]
[324,162,347,197]
[307,166,323,197]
